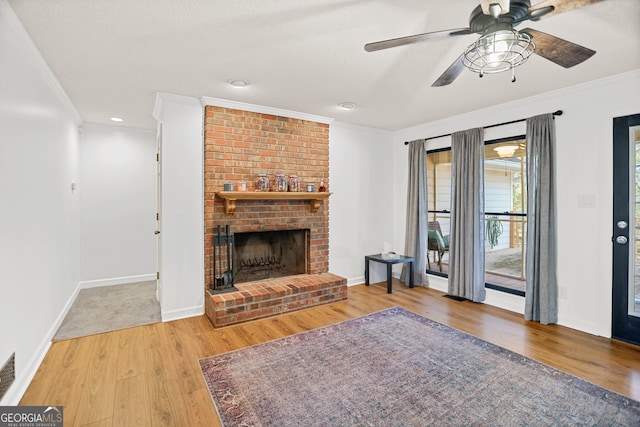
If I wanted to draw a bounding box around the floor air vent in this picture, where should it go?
[0,353,15,401]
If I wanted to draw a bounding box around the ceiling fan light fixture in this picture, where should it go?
[481,0,510,17]
[488,3,502,18]
[494,145,518,158]
[463,30,535,76]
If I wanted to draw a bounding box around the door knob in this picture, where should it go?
[154,230,160,235]
[615,236,628,244]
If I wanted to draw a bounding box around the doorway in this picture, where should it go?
[156,124,163,305]
[612,114,640,345]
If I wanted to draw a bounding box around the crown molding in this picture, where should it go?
[394,69,640,145]
[201,96,334,125]
[153,92,202,122]
[1,0,82,125]
[331,120,393,137]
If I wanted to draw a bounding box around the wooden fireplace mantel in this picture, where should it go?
[215,191,332,215]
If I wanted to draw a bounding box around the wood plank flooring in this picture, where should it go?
[20,281,640,426]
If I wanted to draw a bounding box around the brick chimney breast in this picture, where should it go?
[203,106,345,327]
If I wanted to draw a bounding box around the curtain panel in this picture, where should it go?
[525,113,558,324]
[448,128,486,302]
[401,139,429,287]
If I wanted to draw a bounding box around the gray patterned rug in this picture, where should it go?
[199,307,640,426]
[54,281,160,340]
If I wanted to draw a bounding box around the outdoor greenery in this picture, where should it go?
[486,218,503,249]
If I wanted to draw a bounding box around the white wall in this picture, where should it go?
[0,0,82,404]
[79,124,157,286]
[329,122,395,285]
[393,70,640,337]
[153,94,205,321]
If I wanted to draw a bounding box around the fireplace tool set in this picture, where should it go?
[211,224,237,294]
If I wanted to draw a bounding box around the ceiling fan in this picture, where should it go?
[364,0,600,86]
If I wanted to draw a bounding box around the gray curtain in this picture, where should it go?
[401,139,429,287]
[525,113,558,324]
[448,128,486,302]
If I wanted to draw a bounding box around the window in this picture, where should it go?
[426,136,527,296]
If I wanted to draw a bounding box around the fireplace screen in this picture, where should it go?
[234,229,308,284]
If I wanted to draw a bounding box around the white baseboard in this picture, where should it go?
[484,288,525,314]
[0,281,82,406]
[79,273,157,289]
[2,275,164,405]
[558,314,609,338]
[166,271,603,339]
[347,276,364,286]
[428,274,609,337]
[161,305,204,322]
[428,275,448,293]
[428,274,525,314]
[347,270,408,287]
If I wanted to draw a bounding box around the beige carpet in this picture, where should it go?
[54,281,161,341]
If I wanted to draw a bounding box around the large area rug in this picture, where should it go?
[199,307,640,426]
[54,281,161,340]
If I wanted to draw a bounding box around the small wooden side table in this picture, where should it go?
[364,253,414,293]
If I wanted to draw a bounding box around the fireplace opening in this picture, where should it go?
[234,229,308,284]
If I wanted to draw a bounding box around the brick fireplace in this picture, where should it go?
[203,105,347,327]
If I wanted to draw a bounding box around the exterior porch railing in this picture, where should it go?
[427,210,527,294]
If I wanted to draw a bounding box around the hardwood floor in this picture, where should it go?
[21,281,640,426]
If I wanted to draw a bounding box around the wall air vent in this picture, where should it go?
[0,353,16,401]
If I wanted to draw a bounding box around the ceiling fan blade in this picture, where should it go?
[521,28,595,68]
[431,54,466,87]
[364,28,472,52]
[528,0,604,20]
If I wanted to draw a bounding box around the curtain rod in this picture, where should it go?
[403,110,563,145]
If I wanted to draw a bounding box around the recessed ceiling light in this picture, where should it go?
[229,79,249,88]
[110,117,124,122]
[338,102,356,110]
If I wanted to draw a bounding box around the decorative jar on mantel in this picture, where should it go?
[275,173,287,192]
[256,174,269,192]
[288,175,300,192]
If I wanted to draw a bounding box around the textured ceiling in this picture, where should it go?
[7,0,640,130]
